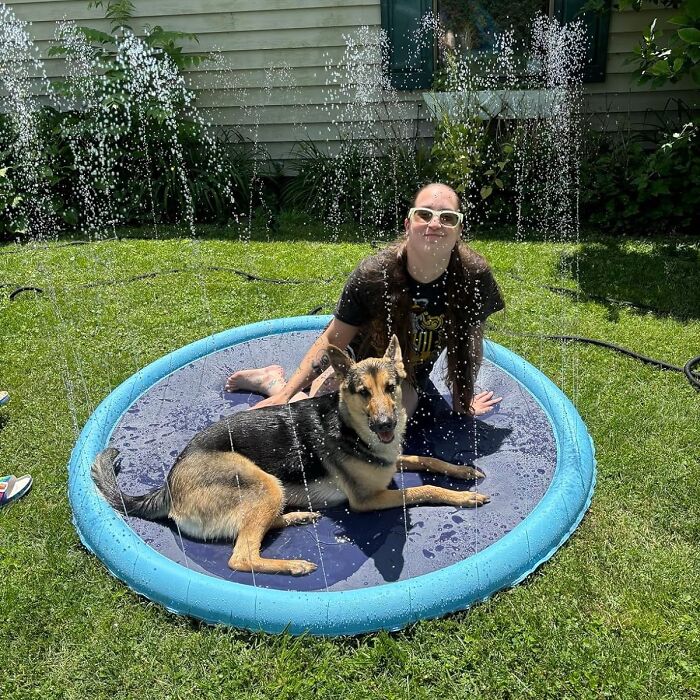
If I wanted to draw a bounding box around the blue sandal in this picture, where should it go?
[0,475,32,506]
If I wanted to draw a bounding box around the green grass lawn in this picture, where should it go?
[1,221,698,699]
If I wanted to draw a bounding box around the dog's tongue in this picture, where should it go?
[378,430,394,444]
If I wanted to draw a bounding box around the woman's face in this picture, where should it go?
[404,184,462,256]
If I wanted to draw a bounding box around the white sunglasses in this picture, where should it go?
[408,207,463,228]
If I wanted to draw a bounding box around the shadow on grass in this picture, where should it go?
[560,238,700,322]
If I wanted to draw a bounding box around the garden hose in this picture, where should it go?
[487,325,700,392]
[0,238,117,255]
[1,267,336,297]
[8,286,43,301]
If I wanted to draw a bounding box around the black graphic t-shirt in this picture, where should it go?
[335,253,504,381]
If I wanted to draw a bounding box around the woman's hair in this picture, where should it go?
[352,238,490,414]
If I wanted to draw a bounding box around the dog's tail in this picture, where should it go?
[91,447,171,520]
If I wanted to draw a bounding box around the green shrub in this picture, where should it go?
[1,0,254,240]
[614,0,700,87]
[0,164,26,239]
[0,113,66,240]
[430,113,515,226]
[580,118,700,233]
[282,139,436,235]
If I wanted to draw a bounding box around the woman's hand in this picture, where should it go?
[470,390,502,416]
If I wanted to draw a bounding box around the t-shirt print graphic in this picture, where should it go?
[410,298,445,365]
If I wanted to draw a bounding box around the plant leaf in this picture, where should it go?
[678,27,700,45]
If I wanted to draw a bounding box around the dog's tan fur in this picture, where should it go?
[92,335,489,576]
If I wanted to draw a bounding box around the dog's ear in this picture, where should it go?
[326,345,354,380]
[383,334,406,378]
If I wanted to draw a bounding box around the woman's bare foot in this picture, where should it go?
[225,365,287,395]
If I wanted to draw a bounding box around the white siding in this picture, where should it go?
[586,6,698,130]
[7,0,421,166]
[5,0,698,164]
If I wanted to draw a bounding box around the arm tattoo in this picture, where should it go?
[310,348,331,377]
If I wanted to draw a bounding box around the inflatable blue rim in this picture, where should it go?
[68,315,596,636]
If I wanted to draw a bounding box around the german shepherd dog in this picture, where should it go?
[92,335,490,576]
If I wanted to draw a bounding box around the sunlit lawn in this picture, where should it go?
[1,217,698,699]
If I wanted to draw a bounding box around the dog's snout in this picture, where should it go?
[369,415,396,433]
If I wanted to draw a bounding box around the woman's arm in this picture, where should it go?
[451,324,501,415]
[252,318,359,408]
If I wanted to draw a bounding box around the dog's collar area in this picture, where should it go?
[337,421,396,467]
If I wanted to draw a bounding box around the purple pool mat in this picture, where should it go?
[107,330,556,592]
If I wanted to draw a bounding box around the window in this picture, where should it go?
[380,0,611,88]
[438,0,550,56]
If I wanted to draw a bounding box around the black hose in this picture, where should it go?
[545,334,700,391]
[8,286,43,300]
[77,266,336,287]
[684,356,700,391]
[491,326,700,392]
[0,239,93,255]
[3,267,338,296]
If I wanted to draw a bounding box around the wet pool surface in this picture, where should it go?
[108,330,557,591]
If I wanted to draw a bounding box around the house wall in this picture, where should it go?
[7,0,410,164]
[5,0,698,165]
[588,6,698,130]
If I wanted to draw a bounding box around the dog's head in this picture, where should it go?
[326,335,407,445]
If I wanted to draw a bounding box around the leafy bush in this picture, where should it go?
[580,117,700,233]
[0,164,26,238]
[1,0,254,240]
[281,139,436,234]
[53,110,254,228]
[0,112,67,240]
[614,0,700,86]
[430,113,515,224]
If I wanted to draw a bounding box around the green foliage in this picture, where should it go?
[62,1,208,70]
[617,0,700,86]
[1,1,252,239]
[0,165,26,237]
[0,109,254,240]
[428,109,517,227]
[481,142,513,200]
[0,112,72,238]
[431,114,486,196]
[580,117,700,233]
[282,139,435,233]
[89,0,136,30]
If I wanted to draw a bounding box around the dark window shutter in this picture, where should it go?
[380,0,434,90]
[553,0,611,82]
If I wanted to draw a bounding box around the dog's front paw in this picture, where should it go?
[288,560,318,576]
[284,511,321,526]
[459,491,490,508]
[460,465,485,480]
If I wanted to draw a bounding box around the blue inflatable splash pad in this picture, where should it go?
[68,315,595,635]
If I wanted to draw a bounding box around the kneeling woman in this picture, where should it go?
[226,183,505,416]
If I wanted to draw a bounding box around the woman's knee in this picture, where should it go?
[401,380,418,417]
[309,367,339,397]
